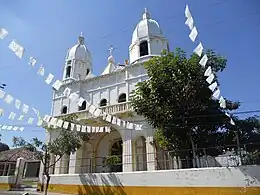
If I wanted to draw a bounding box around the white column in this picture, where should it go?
[54,156,61,174]
[69,149,83,174]
[146,135,156,171]
[14,158,26,186]
[122,132,133,172]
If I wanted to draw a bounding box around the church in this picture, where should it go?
[48,8,171,175]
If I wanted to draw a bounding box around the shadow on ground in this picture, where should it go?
[78,173,126,195]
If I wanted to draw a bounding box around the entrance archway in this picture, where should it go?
[109,139,123,172]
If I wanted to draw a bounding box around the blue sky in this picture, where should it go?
[0,0,259,147]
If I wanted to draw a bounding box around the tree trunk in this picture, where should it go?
[44,174,50,195]
[190,137,197,168]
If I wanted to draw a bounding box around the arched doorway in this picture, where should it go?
[109,139,123,172]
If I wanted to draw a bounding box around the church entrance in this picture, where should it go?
[108,139,122,172]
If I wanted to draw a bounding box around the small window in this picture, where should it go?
[139,41,148,57]
[118,93,126,103]
[61,106,68,114]
[79,101,86,111]
[65,66,71,78]
[100,99,107,107]
[67,60,72,65]
[86,69,90,76]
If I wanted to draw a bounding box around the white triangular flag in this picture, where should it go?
[81,125,86,133]
[7,126,13,130]
[189,26,198,42]
[219,96,226,109]
[15,99,21,109]
[43,115,50,122]
[99,127,104,133]
[91,127,96,133]
[22,104,29,114]
[19,127,24,131]
[45,73,54,84]
[63,121,69,129]
[18,115,24,121]
[77,97,85,107]
[63,88,71,97]
[93,108,101,117]
[105,126,111,133]
[37,66,45,76]
[87,126,91,133]
[127,122,134,129]
[116,118,121,126]
[0,89,6,99]
[208,82,217,92]
[13,126,19,131]
[112,117,117,125]
[70,123,75,131]
[4,95,14,104]
[106,114,112,122]
[135,124,143,131]
[185,17,194,30]
[8,112,16,120]
[212,88,220,99]
[50,117,57,126]
[206,73,214,84]
[102,112,107,120]
[122,120,126,128]
[95,126,99,132]
[76,124,81,132]
[9,40,25,59]
[185,5,192,18]
[199,55,208,67]
[0,28,8,39]
[52,80,62,91]
[68,92,79,102]
[28,57,37,67]
[32,108,39,115]
[193,42,203,57]
[204,66,212,77]
[2,125,7,130]
[88,105,96,114]
[56,119,63,128]
[37,119,43,127]
[28,117,34,124]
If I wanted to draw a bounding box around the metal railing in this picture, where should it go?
[50,143,260,174]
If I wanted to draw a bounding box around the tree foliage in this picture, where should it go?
[130,49,254,155]
[12,113,87,195]
[0,134,10,152]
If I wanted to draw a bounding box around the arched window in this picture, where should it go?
[100,99,107,107]
[78,101,86,111]
[139,41,148,57]
[65,66,72,78]
[61,106,68,114]
[86,69,90,76]
[118,93,126,103]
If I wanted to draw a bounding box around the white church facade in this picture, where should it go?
[48,9,171,175]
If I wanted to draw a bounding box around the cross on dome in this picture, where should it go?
[108,45,114,56]
[78,32,85,45]
[143,8,151,20]
[80,32,83,37]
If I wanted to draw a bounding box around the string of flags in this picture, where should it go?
[185,5,235,125]
[0,29,143,131]
[0,88,112,133]
[0,124,25,131]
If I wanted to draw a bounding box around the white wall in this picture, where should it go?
[52,63,147,116]
[48,166,260,187]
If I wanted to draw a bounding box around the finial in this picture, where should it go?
[143,8,150,20]
[78,32,85,45]
[108,45,114,56]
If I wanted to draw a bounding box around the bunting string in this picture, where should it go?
[0,28,142,131]
[185,5,235,125]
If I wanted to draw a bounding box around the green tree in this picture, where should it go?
[130,49,239,163]
[12,113,88,195]
[0,134,10,152]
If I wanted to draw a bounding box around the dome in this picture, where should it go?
[66,34,91,62]
[131,8,163,44]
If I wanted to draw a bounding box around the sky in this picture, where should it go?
[0,0,259,147]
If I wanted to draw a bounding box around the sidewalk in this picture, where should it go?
[0,191,71,195]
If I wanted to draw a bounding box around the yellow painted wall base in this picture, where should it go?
[0,183,14,191]
[40,184,260,195]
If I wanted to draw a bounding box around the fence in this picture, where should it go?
[0,161,16,176]
[50,142,260,174]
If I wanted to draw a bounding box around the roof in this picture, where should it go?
[0,147,40,162]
